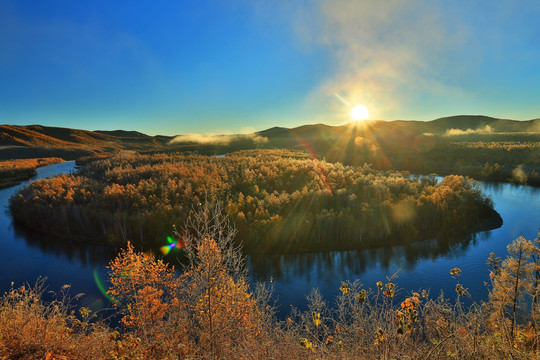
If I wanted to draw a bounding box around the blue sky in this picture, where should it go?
[1,1,540,135]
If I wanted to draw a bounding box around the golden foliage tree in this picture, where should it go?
[487,236,535,346]
[108,243,189,358]
[108,203,269,359]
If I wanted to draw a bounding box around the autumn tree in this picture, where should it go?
[108,243,189,358]
[108,203,271,359]
[11,150,499,253]
[176,203,268,358]
[487,236,535,345]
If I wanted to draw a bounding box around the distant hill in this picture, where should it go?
[256,115,540,146]
[2,116,539,161]
[430,115,500,131]
[0,125,162,160]
[427,115,540,133]
[95,130,149,138]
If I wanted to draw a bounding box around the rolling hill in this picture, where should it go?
[2,115,540,162]
[0,124,170,160]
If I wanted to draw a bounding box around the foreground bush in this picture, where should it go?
[106,204,274,359]
[0,279,114,359]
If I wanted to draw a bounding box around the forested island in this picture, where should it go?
[9,149,500,253]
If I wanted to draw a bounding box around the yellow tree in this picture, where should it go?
[108,243,189,357]
[182,237,262,358]
[109,203,269,359]
[488,236,534,344]
[177,203,266,358]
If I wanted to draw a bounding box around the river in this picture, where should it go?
[1,162,539,315]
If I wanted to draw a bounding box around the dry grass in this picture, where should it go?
[0,278,115,360]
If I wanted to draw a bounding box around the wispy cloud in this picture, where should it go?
[311,1,469,118]
[246,1,470,120]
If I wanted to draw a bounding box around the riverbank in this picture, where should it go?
[0,158,64,189]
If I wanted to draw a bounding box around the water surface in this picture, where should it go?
[1,163,539,316]
[0,162,114,311]
[247,181,540,314]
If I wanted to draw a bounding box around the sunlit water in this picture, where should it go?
[1,162,539,317]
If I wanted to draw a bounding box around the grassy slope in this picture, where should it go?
[0,124,167,161]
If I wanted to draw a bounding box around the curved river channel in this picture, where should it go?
[1,161,539,315]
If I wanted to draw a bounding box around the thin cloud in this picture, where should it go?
[247,1,471,120]
[313,1,468,117]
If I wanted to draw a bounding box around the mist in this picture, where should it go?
[445,125,494,136]
[169,133,268,145]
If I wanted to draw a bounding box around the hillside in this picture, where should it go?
[3,116,539,157]
[0,124,164,160]
[2,116,540,186]
[95,130,149,138]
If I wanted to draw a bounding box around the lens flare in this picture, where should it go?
[160,235,185,255]
[288,129,333,194]
[92,268,118,304]
[334,92,351,106]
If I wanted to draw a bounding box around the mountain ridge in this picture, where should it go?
[2,115,540,161]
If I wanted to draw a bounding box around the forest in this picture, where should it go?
[9,149,500,253]
[1,206,538,359]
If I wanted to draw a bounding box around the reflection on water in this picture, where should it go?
[246,179,540,315]
[0,161,115,315]
[248,232,489,283]
[1,162,540,318]
[4,161,114,269]
[482,180,540,196]
[12,221,116,268]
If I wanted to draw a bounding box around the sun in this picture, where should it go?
[350,104,369,121]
